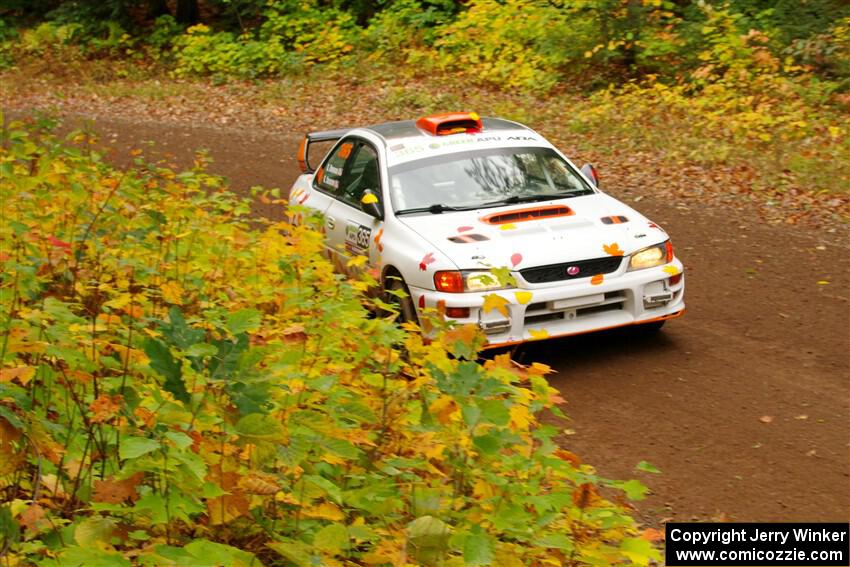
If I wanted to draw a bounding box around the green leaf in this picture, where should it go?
[533,533,574,550]
[615,479,649,501]
[473,434,501,455]
[635,460,661,474]
[143,337,189,403]
[478,399,509,426]
[234,413,284,442]
[75,517,116,549]
[302,475,343,505]
[268,540,314,567]
[313,523,349,554]
[120,437,161,460]
[186,343,218,357]
[184,539,264,566]
[226,308,261,335]
[463,531,493,566]
[165,431,193,450]
[619,536,661,565]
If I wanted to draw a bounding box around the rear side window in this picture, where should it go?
[314,140,356,194]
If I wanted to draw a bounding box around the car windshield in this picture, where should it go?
[389,147,595,214]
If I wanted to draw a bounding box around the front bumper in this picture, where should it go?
[408,260,685,348]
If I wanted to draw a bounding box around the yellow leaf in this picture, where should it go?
[663,265,679,276]
[160,281,184,305]
[817,280,829,285]
[509,404,532,430]
[303,502,345,521]
[514,291,533,304]
[361,193,378,204]
[529,329,549,340]
[347,255,368,268]
[0,366,35,385]
[482,294,509,316]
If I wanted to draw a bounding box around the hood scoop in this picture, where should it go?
[481,204,574,225]
[448,233,490,243]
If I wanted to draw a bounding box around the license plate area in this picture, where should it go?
[550,293,605,310]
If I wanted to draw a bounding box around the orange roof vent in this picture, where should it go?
[416,112,483,136]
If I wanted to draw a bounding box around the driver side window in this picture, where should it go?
[340,144,380,207]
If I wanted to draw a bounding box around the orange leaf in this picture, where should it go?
[0,366,35,385]
[555,448,582,466]
[482,293,509,316]
[603,242,624,256]
[572,483,600,509]
[429,395,459,425]
[19,504,47,537]
[160,281,184,305]
[89,394,123,424]
[238,472,281,495]
[590,274,604,285]
[93,473,143,504]
[642,528,664,542]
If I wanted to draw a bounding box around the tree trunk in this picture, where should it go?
[147,0,171,19]
[175,0,200,24]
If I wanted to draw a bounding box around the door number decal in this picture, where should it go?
[345,222,372,253]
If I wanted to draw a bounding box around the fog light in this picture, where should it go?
[644,291,673,309]
[480,319,511,334]
[445,307,470,318]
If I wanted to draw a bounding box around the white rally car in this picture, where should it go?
[289,112,684,348]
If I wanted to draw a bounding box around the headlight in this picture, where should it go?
[434,270,515,293]
[464,271,506,291]
[629,241,670,270]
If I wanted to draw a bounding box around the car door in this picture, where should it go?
[323,140,385,276]
[311,138,361,264]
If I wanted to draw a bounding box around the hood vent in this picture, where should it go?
[482,204,574,225]
[448,233,490,243]
[601,215,629,224]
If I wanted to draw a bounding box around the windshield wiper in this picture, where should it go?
[395,204,468,216]
[477,193,573,208]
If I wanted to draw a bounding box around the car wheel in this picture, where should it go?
[384,275,418,325]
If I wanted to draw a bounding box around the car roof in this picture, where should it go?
[364,117,533,141]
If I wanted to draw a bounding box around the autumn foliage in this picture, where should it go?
[0,119,660,565]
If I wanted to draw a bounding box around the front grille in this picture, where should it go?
[520,256,623,284]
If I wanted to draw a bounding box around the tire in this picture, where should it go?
[384,275,418,325]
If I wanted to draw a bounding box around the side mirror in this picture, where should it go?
[580,163,599,187]
[360,189,383,219]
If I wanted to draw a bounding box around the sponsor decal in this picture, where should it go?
[345,222,371,253]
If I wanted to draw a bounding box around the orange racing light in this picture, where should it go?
[434,270,464,293]
[416,112,483,136]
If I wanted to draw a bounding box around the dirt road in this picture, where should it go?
[12,112,849,525]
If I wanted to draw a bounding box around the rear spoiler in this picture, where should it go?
[297,128,350,174]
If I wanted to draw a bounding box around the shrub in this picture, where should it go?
[0,118,659,565]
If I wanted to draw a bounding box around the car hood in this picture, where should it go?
[396,193,668,271]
